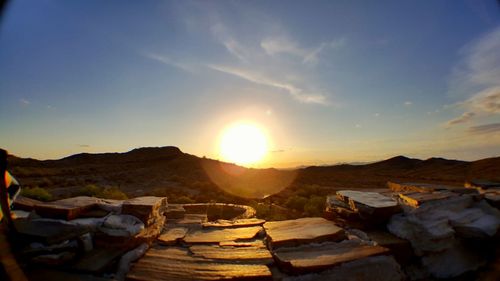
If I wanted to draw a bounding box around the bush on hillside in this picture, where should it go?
[21,186,53,201]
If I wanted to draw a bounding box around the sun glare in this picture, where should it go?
[219,123,268,166]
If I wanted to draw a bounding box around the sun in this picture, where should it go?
[219,122,268,166]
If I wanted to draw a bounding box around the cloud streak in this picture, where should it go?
[468,123,500,134]
[207,64,327,104]
[446,27,500,126]
[446,112,475,126]
[142,52,195,73]
[260,37,344,65]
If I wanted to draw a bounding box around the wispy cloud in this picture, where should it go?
[446,26,500,126]
[446,112,475,126]
[19,98,30,105]
[207,64,328,104]
[468,123,500,134]
[404,101,412,106]
[78,144,90,148]
[260,37,344,65]
[142,52,195,72]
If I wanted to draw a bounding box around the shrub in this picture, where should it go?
[78,184,103,197]
[285,195,308,212]
[21,187,53,201]
[99,186,128,200]
[170,195,195,204]
[304,195,326,217]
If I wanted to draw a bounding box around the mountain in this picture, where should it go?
[6,147,500,200]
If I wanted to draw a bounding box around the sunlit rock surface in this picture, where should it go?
[125,247,273,281]
[190,244,273,264]
[122,196,167,226]
[202,218,265,228]
[282,255,404,281]
[272,240,390,274]
[263,217,346,248]
[183,226,263,244]
[336,190,400,219]
[157,227,188,245]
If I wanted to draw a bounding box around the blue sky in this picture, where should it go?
[1,0,499,167]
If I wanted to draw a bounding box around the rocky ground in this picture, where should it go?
[6,180,500,281]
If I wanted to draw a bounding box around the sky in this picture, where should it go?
[1,0,499,168]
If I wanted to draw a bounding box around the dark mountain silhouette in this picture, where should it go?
[6,146,500,199]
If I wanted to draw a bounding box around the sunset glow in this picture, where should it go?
[219,123,268,166]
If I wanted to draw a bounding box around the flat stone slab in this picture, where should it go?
[336,190,400,219]
[122,197,167,226]
[165,204,185,219]
[388,181,471,194]
[157,227,188,245]
[190,244,273,264]
[12,196,42,212]
[263,217,345,248]
[14,219,89,244]
[202,218,265,228]
[273,240,390,274]
[367,230,413,264]
[398,191,456,208]
[34,197,101,220]
[126,247,272,281]
[176,214,208,224]
[183,226,262,244]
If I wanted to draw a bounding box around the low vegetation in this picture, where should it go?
[21,186,53,201]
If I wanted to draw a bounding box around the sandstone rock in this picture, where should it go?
[183,226,262,244]
[272,240,390,274]
[165,204,185,219]
[367,230,413,264]
[14,219,89,244]
[34,196,102,220]
[122,196,167,226]
[157,227,188,245]
[389,182,452,193]
[202,218,265,228]
[71,246,132,273]
[263,217,345,249]
[176,214,207,224]
[190,244,273,264]
[126,247,272,281]
[398,191,456,208]
[98,214,145,237]
[282,255,404,281]
[12,195,41,212]
[336,190,400,220]
[421,241,486,278]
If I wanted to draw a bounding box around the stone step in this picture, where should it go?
[263,217,345,249]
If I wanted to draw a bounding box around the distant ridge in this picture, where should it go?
[6,146,500,198]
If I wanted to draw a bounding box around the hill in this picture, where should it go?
[6,147,500,201]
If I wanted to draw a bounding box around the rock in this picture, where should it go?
[219,240,266,247]
[26,268,111,281]
[165,204,185,219]
[116,243,149,281]
[389,181,455,193]
[485,191,500,209]
[34,197,102,220]
[126,247,272,281]
[14,219,89,244]
[122,196,167,226]
[449,207,500,238]
[388,213,455,254]
[202,218,265,228]
[282,255,404,281]
[134,215,166,244]
[421,242,486,278]
[31,251,76,266]
[367,230,413,264]
[336,190,400,219]
[183,226,262,244]
[71,246,132,273]
[176,214,207,224]
[190,244,273,264]
[98,215,145,237]
[398,191,456,208]
[12,195,41,212]
[272,240,390,274]
[263,217,346,249]
[157,227,188,245]
[465,180,500,190]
